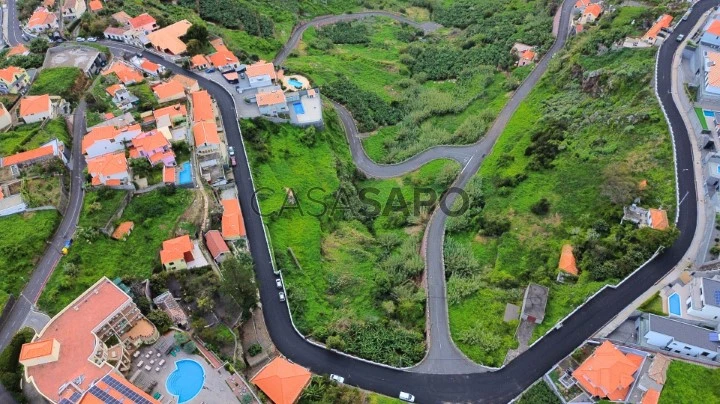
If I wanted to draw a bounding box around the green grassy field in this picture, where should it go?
[0,211,60,311]
[660,361,720,403]
[38,188,194,315]
[446,15,677,366]
[0,118,70,156]
[29,67,86,103]
[244,111,458,366]
[78,188,128,229]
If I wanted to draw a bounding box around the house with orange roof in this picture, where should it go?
[131,130,175,166]
[102,60,144,85]
[512,43,536,67]
[0,66,30,95]
[246,60,277,88]
[205,230,230,263]
[1,139,67,168]
[207,46,241,72]
[160,235,195,270]
[103,26,128,42]
[128,13,158,34]
[193,120,221,154]
[222,197,246,240]
[162,165,176,184]
[87,151,129,186]
[138,58,163,76]
[251,356,311,404]
[257,87,289,117]
[26,7,58,33]
[622,204,671,231]
[572,340,644,401]
[111,10,131,25]
[147,20,192,55]
[43,0,56,9]
[190,54,211,70]
[581,3,603,24]
[153,103,188,129]
[61,0,86,20]
[19,94,53,124]
[6,44,30,57]
[152,80,186,104]
[82,124,142,158]
[648,208,669,230]
[190,90,215,122]
[111,221,134,240]
[558,244,578,276]
[106,83,139,110]
[88,0,102,12]
[574,0,591,11]
[705,50,720,98]
[169,74,200,93]
[0,103,11,131]
[21,277,159,404]
[702,18,720,49]
[642,14,673,45]
[641,389,661,404]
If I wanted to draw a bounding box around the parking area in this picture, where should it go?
[197,71,261,118]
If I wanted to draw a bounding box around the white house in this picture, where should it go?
[106,84,138,110]
[246,61,276,88]
[26,7,58,34]
[687,277,720,322]
[256,87,288,117]
[82,124,142,158]
[0,103,12,131]
[61,0,86,20]
[637,314,720,361]
[87,151,130,186]
[19,94,53,124]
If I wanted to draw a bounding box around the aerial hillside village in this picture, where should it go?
[4,0,720,403]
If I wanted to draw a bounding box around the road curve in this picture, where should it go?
[0,0,709,402]
[274,11,441,66]
[0,101,87,352]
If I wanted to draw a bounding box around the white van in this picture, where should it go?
[399,392,415,402]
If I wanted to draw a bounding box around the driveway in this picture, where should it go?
[196,70,261,118]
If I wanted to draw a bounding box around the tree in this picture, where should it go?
[220,255,258,313]
[0,328,35,401]
[182,340,197,354]
[147,309,173,334]
[135,296,151,315]
[184,24,209,43]
[174,331,190,345]
[186,39,204,56]
[530,198,551,215]
[601,163,636,205]
[29,38,49,54]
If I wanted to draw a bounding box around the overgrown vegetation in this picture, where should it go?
[39,189,194,315]
[660,360,720,403]
[517,381,561,404]
[0,328,35,403]
[29,67,87,104]
[0,118,70,156]
[446,6,678,366]
[244,112,458,366]
[0,212,60,311]
[287,15,538,162]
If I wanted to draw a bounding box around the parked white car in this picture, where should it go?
[399,392,415,402]
[329,374,344,384]
[87,37,97,42]
[76,37,85,42]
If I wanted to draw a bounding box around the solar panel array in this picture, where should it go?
[100,374,154,404]
[715,290,720,306]
[88,385,122,404]
[57,390,83,404]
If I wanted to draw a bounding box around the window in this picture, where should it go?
[684,346,691,350]
[702,351,710,357]
[674,350,681,353]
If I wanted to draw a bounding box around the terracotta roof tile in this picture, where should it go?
[208,49,239,68]
[205,230,229,259]
[129,13,156,29]
[102,61,144,84]
[190,54,210,68]
[160,235,193,264]
[572,341,642,401]
[649,208,669,230]
[222,198,246,239]
[257,90,286,106]
[19,94,51,117]
[19,339,56,361]
[246,61,276,79]
[644,14,673,40]
[708,20,720,37]
[7,44,30,57]
[152,80,185,100]
[190,90,214,122]
[82,125,120,153]
[559,244,578,275]
[251,357,311,404]
[87,151,128,177]
[88,0,102,11]
[163,166,175,183]
[0,66,26,83]
[28,7,56,28]
[111,221,134,240]
[584,3,603,18]
[147,20,191,55]
[192,120,220,146]
[153,103,187,122]
[2,144,55,167]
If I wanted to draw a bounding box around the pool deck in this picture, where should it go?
[127,342,241,404]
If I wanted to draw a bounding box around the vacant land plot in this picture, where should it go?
[39,188,194,315]
[245,112,458,366]
[446,8,677,366]
[29,67,87,103]
[0,118,70,156]
[0,211,60,311]
[660,361,720,403]
[78,188,128,229]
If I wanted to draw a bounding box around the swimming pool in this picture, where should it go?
[293,102,305,114]
[166,359,205,403]
[668,293,681,316]
[705,110,717,117]
[178,162,192,186]
[288,77,303,88]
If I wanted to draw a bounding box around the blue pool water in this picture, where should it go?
[178,162,192,185]
[704,110,716,117]
[288,78,303,88]
[293,102,305,114]
[668,293,681,316]
[166,359,205,403]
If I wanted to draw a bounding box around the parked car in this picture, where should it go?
[235,86,243,94]
[87,37,97,42]
[275,279,282,289]
[279,292,286,302]
[329,374,345,384]
[21,33,30,42]
[228,146,235,156]
[76,37,85,42]
[676,34,685,42]
[240,72,246,79]
[205,67,216,74]
[399,392,415,402]
[230,156,237,167]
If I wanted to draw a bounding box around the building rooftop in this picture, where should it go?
[572,341,643,401]
[7,44,30,57]
[1,143,56,167]
[520,283,548,323]
[128,13,156,29]
[87,151,128,177]
[147,20,192,55]
[205,230,230,259]
[20,94,51,117]
[702,277,720,308]
[152,80,185,100]
[192,121,220,147]
[647,314,720,352]
[28,7,57,28]
[111,221,134,240]
[160,235,193,264]
[103,61,144,84]
[251,357,311,404]
[222,198,246,239]
[0,66,26,83]
[558,244,578,275]
[19,339,56,361]
[190,90,214,122]
[246,61,276,80]
[257,89,286,106]
[643,14,673,40]
[649,208,669,230]
[88,0,102,11]
[82,125,120,153]
[153,103,187,123]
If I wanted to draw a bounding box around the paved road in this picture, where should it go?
[5,0,25,45]
[274,11,441,66]
[0,101,87,352]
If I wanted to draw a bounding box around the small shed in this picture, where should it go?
[520,283,549,324]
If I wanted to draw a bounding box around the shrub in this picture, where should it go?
[530,198,551,215]
[247,343,262,356]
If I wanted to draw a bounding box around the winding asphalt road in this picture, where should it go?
[0,0,711,402]
[0,100,86,349]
